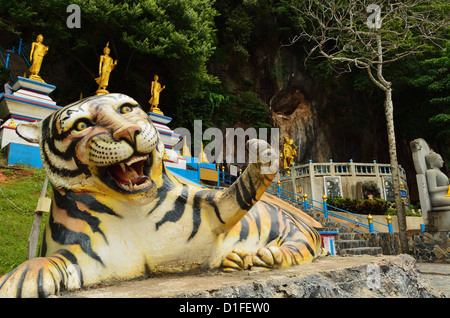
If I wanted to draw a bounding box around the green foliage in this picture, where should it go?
[0,166,51,275]
[0,0,218,108]
[395,41,450,162]
[237,91,272,129]
[327,197,390,215]
[214,0,305,65]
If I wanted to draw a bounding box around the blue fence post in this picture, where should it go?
[216,166,220,187]
[386,214,393,233]
[277,180,281,198]
[18,39,23,55]
[221,166,225,183]
[323,195,328,218]
[367,214,374,233]
[5,53,10,69]
[303,194,309,210]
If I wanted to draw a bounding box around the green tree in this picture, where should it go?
[289,0,450,252]
[0,0,218,112]
[409,43,450,164]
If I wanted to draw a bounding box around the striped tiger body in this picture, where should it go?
[0,94,323,298]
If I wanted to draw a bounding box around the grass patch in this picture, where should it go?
[0,165,52,275]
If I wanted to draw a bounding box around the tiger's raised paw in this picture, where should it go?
[246,139,278,174]
[0,256,81,298]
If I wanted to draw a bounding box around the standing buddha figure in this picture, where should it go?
[29,34,49,82]
[95,42,117,95]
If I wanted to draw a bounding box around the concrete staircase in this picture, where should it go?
[336,232,383,256]
[0,49,29,80]
[307,209,383,256]
[306,209,383,256]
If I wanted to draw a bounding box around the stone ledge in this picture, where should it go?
[59,254,444,298]
[412,231,449,263]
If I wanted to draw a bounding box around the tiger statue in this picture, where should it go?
[0,94,324,298]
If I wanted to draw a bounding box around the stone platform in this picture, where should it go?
[58,254,444,298]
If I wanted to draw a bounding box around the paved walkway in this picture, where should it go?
[416,263,450,297]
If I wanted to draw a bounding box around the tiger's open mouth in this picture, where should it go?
[106,155,154,192]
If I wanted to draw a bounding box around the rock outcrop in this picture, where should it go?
[61,254,444,298]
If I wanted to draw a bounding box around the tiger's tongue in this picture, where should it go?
[110,164,139,183]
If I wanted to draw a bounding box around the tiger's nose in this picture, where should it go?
[112,123,141,144]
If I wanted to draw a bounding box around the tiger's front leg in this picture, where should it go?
[0,250,82,298]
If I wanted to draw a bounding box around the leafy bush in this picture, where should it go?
[356,198,390,215]
[327,197,390,215]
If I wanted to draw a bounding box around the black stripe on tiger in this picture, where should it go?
[48,211,104,266]
[235,176,256,211]
[16,265,29,298]
[53,191,109,243]
[189,191,209,241]
[188,188,229,241]
[75,193,121,218]
[37,268,45,298]
[155,184,189,230]
[205,191,225,224]
[148,168,175,215]
[238,216,250,242]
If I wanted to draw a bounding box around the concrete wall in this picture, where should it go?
[277,161,408,205]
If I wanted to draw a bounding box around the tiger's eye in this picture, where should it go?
[76,122,88,131]
[120,105,132,114]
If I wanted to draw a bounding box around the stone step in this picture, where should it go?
[337,233,364,240]
[339,247,383,256]
[335,239,368,249]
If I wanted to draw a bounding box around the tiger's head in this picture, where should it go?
[16,94,165,200]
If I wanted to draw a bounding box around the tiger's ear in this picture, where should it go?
[16,121,41,144]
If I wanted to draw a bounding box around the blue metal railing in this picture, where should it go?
[268,181,395,233]
[219,169,239,185]
[20,41,32,68]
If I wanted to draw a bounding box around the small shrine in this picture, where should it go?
[0,76,60,167]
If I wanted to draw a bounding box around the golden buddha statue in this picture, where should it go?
[29,34,49,82]
[149,74,165,115]
[281,136,298,168]
[95,42,117,95]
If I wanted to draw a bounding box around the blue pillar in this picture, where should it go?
[216,167,220,187]
[323,195,328,218]
[5,53,10,69]
[368,215,374,233]
[277,181,281,198]
[386,215,393,233]
[420,224,425,231]
[18,39,23,55]
[304,194,309,210]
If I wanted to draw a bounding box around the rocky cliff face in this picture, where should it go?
[219,44,335,165]
[215,41,397,168]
